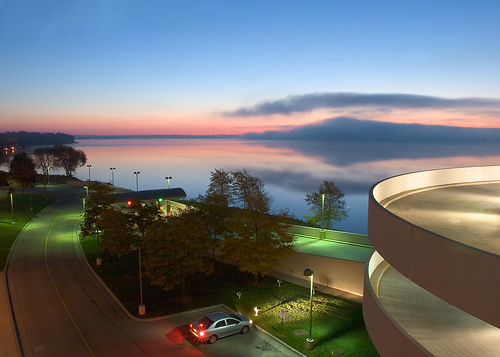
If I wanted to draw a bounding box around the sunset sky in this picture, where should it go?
[1,0,499,135]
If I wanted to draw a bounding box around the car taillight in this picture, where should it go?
[249,320,253,324]
[199,331,205,337]
[189,324,193,328]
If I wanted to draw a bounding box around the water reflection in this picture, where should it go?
[72,139,500,234]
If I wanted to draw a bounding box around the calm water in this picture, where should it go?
[72,139,500,234]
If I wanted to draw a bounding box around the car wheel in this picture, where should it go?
[208,334,217,344]
[240,325,249,334]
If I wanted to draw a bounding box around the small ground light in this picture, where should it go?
[277,279,282,287]
[236,291,242,299]
[254,307,260,316]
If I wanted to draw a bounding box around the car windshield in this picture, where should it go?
[228,313,242,321]
[197,316,214,328]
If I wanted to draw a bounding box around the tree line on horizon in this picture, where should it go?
[0,131,74,148]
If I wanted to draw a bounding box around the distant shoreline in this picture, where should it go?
[74,134,239,140]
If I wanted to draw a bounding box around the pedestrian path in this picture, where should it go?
[0,274,20,357]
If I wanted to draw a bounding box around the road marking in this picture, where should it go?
[45,209,95,357]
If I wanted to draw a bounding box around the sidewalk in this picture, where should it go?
[0,273,20,357]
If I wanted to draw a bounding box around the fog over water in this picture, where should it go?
[72,139,500,234]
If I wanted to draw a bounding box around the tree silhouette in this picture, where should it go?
[8,152,36,192]
[304,180,349,229]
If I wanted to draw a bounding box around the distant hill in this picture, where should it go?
[0,132,75,148]
[243,117,500,144]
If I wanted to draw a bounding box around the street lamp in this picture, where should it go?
[110,167,116,186]
[87,164,92,181]
[321,193,325,228]
[134,172,140,191]
[130,243,145,316]
[84,185,89,196]
[320,193,326,239]
[303,268,314,350]
[165,176,172,189]
[10,191,14,224]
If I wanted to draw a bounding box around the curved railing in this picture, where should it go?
[364,166,500,356]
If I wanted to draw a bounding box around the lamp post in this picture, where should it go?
[87,164,92,181]
[165,176,172,189]
[321,193,325,228]
[303,268,314,350]
[320,193,326,239]
[110,167,116,186]
[96,234,101,266]
[130,243,145,315]
[47,166,51,184]
[134,171,140,191]
[84,185,89,196]
[10,191,14,224]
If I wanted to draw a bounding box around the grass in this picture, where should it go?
[0,191,57,270]
[81,236,380,356]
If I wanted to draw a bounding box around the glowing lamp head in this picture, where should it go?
[127,201,132,206]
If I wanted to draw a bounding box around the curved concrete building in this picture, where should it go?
[364,166,500,356]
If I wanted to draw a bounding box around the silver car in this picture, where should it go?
[189,311,253,344]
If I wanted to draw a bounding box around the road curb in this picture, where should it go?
[75,222,306,356]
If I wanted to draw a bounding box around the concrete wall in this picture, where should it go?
[274,251,366,297]
[368,165,500,328]
[288,225,372,247]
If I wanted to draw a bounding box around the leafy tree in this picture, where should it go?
[8,152,37,192]
[81,182,116,238]
[143,207,212,294]
[33,146,56,184]
[97,207,134,257]
[304,180,349,229]
[206,168,234,205]
[196,192,233,259]
[212,169,295,282]
[51,144,87,176]
[126,201,163,237]
[231,169,270,211]
[223,208,294,282]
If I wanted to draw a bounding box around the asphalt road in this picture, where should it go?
[6,188,303,357]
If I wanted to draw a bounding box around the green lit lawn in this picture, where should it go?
[81,236,379,356]
[0,192,57,270]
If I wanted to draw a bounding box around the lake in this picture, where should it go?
[72,139,500,234]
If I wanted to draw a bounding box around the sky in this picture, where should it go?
[1,0,500,136]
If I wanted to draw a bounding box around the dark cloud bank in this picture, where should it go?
[227,92,500,116]
[243,117,500,144]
